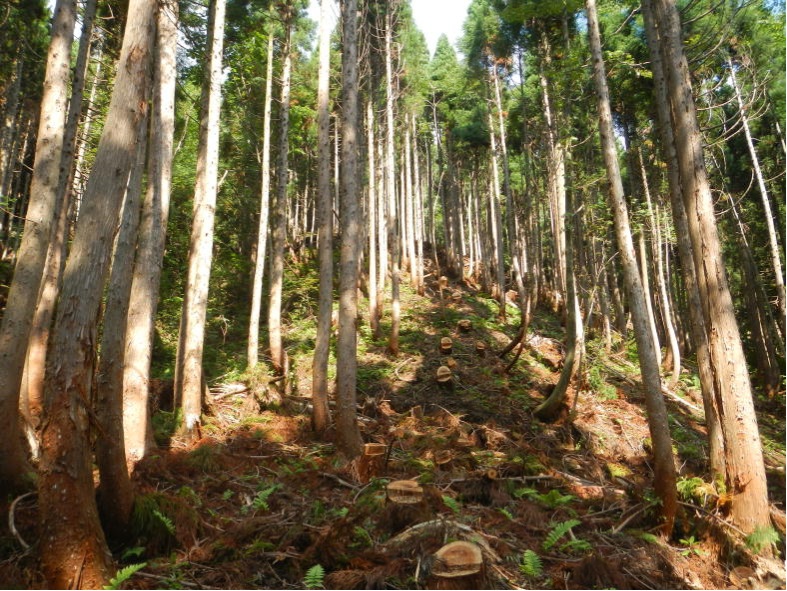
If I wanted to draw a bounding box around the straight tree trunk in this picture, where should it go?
[0,0,77,495]
[385,11,400,357]
[640,1,725,479]
[368,101,380,335]
[487,107,507,319]
[586,0,677,535]
[646,0,771,537]
[95,120,147,540]
[123,0,179,467]
[334,0,363,459]
[268,15,293,376]
[176,0,226,440]
[727,56,786,323]
[37,0,156,585]
[247,32,275,369]
[22,0,98,453]
[312,0,334,434]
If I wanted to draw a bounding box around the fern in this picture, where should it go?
[103,562,147,590]
[519,549,543,578]
[303,564,325,589]
[559,538,592,554]
[537,489,575,509]
[675,477,704,501]
[498,507,514,521]
[633,530,660,545]
[442,495,461,514]
[152,509,175,535]
[745,526,781,555]
[243,484,279,514]
[543,519,581,551]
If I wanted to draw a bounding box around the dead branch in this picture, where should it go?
[8,491,35,551]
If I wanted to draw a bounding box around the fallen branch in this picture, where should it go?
[8,491,35,551]
[601,361,702,413]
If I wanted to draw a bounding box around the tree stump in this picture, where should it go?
[436,366,453,393]
[457,319,472,333]
[378,480,430,534]
[353,442,388,483]
[438,276,448,299]
[475,340,487,357]
[440,337,453,355]
[428,540,486,590]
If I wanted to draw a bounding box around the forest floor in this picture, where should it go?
[2,258,786,590]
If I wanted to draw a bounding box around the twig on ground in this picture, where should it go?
[611,502,648,534]
[8,491,35,551]
[319,472,359,490]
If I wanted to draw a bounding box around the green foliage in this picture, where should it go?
[543,519,581,551]
[678,535,707,557]
[303,564,325,589]
[104,563,147,590]
[519,549,543,578]
[676,476,713,503]
[153,509,176,536]
[745,526,781,555]
[498,507,514,520]
[186,444,223,473]
[517,487,576,510]
[242,484,279,514]
[442,495,461,514]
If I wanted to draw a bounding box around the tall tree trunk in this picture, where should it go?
[22,0,98,455]
[640,1,725,479]
[334,0,363,459]
[175,0,226,440]
[123,0,179,467]
[95,120,147,541]
[641,153,680,386]
[0,0,77,495]
[487,107,507,319]
[646,0,771,537]
[728,56,786,324]
[385,10,400,357]
[368,101,380,335]
[312,0,333,434]
[38,0,156,585]
[586,0,677,535]
[268,15,293,377]
[247,33,275,369]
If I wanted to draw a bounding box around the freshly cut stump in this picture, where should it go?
[457,319,472,333]
[386,480,424,504]
[354,442,388,483]
[379,480,429,534]
[475,340,487,357]
[436,366,453,393]
[428,540,486,590]
[440,337,453,355]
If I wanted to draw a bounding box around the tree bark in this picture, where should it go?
[334,0,364,459]
[646,0,771,537]
[21,0,97,455]
[312,0,334,434]
[640,1,726,480]
[123,0,178,467]
[38,0,156,585]
[247,32,275,369]
[586,0,677,535]
[385,10,401,357]
[0,0,77,495]
[268,14,293,376]
[176,0,226,440]
[95,117,147,541]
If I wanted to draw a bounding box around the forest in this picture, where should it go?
[0,0,784,588]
